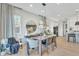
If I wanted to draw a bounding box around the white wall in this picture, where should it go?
[13,7,44,38]
[46,18,64,36]
[13,7,60,38]
[46,18,58,34]
[58,22,63,36]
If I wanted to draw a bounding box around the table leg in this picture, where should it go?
[46,39,48,53]
[52,37,57,47]
[39,40,42,56]
[52,37,54,50]
[54,37,57,47]
[68,36,70,42]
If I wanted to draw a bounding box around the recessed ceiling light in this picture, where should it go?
[29,4,33,7]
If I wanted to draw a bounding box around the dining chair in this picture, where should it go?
[23,36,39,56]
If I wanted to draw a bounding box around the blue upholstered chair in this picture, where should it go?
[7,37,20,54]
[23,36,39,55]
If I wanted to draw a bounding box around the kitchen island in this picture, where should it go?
[68,32,79,43]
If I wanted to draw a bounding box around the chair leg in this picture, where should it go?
[26,42,30,56]
[35,47,39,54]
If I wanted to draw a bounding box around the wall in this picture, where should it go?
[58,22,64,36]
[13,7,60,38]
[46,18,58,35]
[13,7,44,38]
[46,18,64,36]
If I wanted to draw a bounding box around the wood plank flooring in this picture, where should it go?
[6,37,79,56]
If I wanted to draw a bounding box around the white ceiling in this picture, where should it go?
[10,3,79,21]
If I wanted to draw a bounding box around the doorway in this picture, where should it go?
[53,26,58,37]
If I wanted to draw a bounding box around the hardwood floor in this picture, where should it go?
[53,37,79,56]
[8,37,79,56]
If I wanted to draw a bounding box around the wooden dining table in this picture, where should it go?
[32,35,56,56]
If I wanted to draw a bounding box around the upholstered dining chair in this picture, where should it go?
[23,36,39,56]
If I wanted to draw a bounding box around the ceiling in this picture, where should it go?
[10,3,79,21]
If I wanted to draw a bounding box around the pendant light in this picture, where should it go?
[41,3,47,29]
[75,10,79,25]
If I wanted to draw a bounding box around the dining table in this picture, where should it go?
[32,35,56,56]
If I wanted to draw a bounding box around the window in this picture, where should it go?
[14,15,21,37]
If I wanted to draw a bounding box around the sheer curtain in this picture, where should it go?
[1,3,14,39]
[0,4,2,40]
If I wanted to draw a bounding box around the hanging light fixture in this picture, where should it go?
[75,9,79,25]
[75,21,79,25]
[42,3,46,6]
[41,3,47,29]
